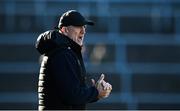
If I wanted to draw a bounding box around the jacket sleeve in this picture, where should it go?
[49,50,99,105]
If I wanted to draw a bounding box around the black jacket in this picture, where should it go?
[35,30,99,110]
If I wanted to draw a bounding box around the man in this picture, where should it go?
[35,10,112,110]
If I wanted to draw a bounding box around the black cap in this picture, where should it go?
[58,10,94,29]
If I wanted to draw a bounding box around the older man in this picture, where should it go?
[35,10,112,110]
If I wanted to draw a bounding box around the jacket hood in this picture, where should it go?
[35,30,82,55]
[35,30,70,55]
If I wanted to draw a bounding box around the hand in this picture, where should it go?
[102,80,112,90]
[91,74,112,99]
[101,81,112,98]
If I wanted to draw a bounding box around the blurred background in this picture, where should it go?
[0,0,180,110]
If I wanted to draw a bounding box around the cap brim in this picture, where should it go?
[85,20,94,26]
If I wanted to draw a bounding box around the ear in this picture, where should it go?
[61,27,68,35]
[60,27,66,33]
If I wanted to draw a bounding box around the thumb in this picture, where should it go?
[91,79,95,86]
[98,74,105,83]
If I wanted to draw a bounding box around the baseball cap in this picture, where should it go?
[57,10,94,29]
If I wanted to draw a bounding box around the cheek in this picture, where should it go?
[68,31,77,38]
[74,31,81,37]
[68,29,81,39]
[71,32,79,40]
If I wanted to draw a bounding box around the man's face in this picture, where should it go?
[63,25,86,46]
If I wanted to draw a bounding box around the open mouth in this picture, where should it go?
[79,36,83,40]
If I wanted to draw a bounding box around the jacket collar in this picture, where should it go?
[55,31,82,54]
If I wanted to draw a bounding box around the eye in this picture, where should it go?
[83,25,87,29]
